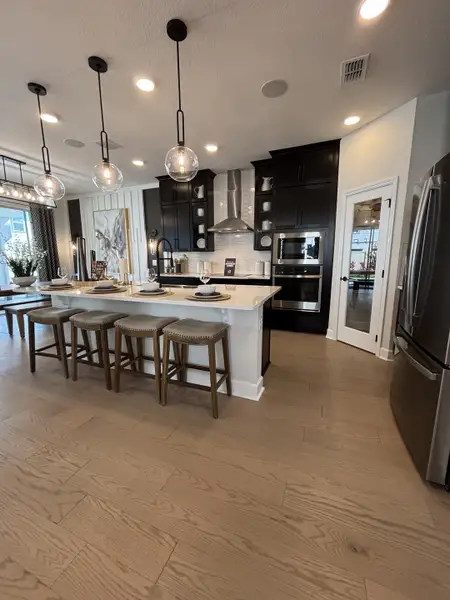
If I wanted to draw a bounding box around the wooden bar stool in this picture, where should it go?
[28,307,87,378]
[161,318,232,418]
[114,315,179,401]
[70,310,128,390]
[5,300,51,338]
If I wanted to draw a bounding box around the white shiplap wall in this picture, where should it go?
[79,186,149,281]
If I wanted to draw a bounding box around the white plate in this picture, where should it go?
[260,235,272,247]
[196,238,206,249]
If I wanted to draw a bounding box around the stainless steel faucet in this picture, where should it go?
[155,237,174,277]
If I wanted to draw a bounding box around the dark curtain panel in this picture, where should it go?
[30,206,60,281]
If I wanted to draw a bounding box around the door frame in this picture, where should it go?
[334,177,398,357]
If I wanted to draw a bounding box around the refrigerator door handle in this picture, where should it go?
[395,336,438,381]
[406,176,433,332]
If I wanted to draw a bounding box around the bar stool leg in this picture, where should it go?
[114,327,122,393]
[29,319,36,373]
[5,311,13,337]
[152,333,162,402]
[173,343,182,382]
[161,335,170,406]
[180,344,188,383]
[222,330,232,396]
[101,328,112,390]
[95,331,104,367]
[81,330,92,361]
[57,321,69,379]
[53,325,61,360]
[208,341,219,419]
[17,314,26,339]
[71,323,78,381]
[136,338,144,373]
[125,336,136,371]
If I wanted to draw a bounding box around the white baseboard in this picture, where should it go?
[379,347,394,361]
[326,328,336,340]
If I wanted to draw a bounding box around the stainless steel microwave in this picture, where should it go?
[272,231,325,265]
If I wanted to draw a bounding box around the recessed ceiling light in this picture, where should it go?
[136,78,155,92]
[40,113,58,124]
[132,159,145,167]
[204,144,218,153]
[359,0,390,20]
[344,115,361,126]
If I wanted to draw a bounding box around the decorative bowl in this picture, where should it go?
[12,276,37,288]
[197,284,216,295]
[142,281,160,292]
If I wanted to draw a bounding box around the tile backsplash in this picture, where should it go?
[176,169,271,274]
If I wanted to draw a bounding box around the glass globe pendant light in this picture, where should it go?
[88,56,123,192]
[27,83,65,202]
[165,19,199,182]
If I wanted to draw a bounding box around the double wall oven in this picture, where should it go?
[272,231,325,312]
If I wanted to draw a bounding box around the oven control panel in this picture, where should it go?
[273,265,322,276]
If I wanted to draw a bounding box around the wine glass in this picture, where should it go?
[57,266,68,280]
[147,267,157,283]
[200,268,211,285]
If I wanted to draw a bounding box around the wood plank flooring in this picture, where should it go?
[0,321,449,600]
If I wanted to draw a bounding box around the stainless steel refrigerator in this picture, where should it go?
[390,151,450,487]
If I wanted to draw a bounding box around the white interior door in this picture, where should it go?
[337,183,393,353]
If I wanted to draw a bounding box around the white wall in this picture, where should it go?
[329,91,450,357]
[55,169,270,280]
[328,99,417,355]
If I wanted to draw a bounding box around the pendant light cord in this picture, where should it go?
[176,41,185,146]
[97,71,110,163]
[36,94,51,174]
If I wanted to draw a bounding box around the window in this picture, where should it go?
[12,217,26,233]
[0,207,33,286]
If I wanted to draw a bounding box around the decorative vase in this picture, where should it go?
[12,276,37,287]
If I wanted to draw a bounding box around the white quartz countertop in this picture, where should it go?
[40,284,280,311]
[159,272,270,280]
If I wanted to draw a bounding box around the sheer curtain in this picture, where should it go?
[30,206,60,281]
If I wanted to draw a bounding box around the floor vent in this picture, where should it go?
[341,54,370,85]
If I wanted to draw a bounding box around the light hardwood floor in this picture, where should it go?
[0,319,449,600]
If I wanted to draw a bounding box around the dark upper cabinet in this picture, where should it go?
[161,204,177,247]
[300,147,339,184]
[161,202,192,251]
[270,139,340,188]
[298,183,336,228]
[272,154,301,188]
[176,202,192,251]
[154,169,215,252]
[272,187,300,230]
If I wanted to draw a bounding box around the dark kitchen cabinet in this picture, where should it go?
[154,170,216,252]
[298,183,336,228]
[161,202,192,251]
[301,147,339,184]
[159,179,191,204]
[272,187,299,230]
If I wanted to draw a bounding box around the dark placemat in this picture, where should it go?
[131,291,173,298]
[185,293,231,302]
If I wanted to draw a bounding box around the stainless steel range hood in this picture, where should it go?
[208,169,254,233]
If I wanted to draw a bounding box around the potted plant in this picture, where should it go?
[0,238,47,287]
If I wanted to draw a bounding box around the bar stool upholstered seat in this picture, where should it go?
[70,310,127,390]
[28,307,87,379]
[161,318,231,418]
[114,315,178,401]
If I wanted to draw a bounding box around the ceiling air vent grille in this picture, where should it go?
[341,54,370,85]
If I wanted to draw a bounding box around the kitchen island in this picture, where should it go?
[44,284,280,400]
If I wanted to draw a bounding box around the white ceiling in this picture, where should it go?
[1,0,450,195]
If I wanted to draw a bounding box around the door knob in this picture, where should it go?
[340,276,348,282]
